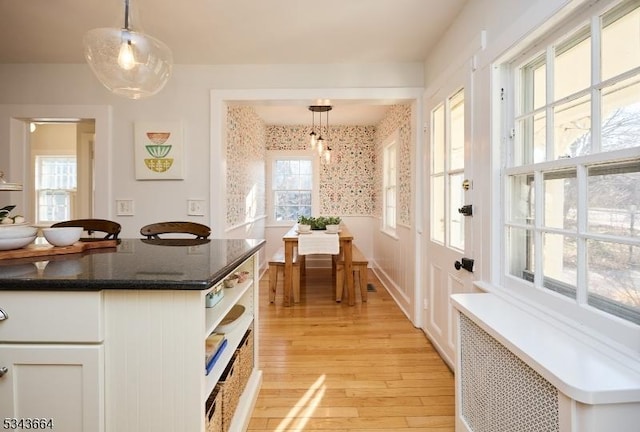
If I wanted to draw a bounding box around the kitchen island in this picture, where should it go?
[0,238,265,432]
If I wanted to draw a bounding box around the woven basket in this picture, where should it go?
[237,328,254,389]
[219,353,241,432]
[205,385,222,432]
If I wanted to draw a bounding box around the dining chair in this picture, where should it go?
[139,221,211,239]
[51,218,121,240]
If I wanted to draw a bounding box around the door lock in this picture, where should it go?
[458,205,473,216]
[454,257,474,272]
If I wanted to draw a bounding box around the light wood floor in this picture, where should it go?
[247,267,455,432]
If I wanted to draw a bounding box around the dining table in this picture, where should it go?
[282,224,355,306]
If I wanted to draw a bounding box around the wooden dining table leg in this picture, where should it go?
[343,239,355,306]
[283,240,294,307]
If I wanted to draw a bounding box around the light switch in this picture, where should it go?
[187,200,205,216]
[116,200,134,216]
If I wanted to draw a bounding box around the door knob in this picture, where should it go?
[0,367,7,378]
[0,307,7,321]
[454,257,474,272]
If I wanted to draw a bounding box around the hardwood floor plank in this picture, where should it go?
[248,268,455,431]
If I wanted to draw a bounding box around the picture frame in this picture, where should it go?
[134,121,184,180]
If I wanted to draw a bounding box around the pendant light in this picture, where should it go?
[322,110,332,164]
[309,108,317,150]
[83,0,173,99]
[316,109,324,154]
[309,105,332,156]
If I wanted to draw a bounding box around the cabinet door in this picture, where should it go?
[0,344,103,432]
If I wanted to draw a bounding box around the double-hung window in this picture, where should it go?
[35,156,77,223]
[503,0,640,329]
[267,151,318,224]
[382,132,398,233]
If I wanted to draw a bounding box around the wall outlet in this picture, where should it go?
[116,200,134,216]
[187,200,205,216]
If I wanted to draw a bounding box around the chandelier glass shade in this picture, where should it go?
[83,0,173,99]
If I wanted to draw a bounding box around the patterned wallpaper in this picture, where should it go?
[226,106,266,227]
[225,104,412,227]
[374,104,413,225]
[266,125,376,216]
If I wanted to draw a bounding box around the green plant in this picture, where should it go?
[297,215,342,229]
[324,216,341,225]
[297,215,314,226]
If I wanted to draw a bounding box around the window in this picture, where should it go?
[504,0,640,326]
[35,156,77,223]
[382,133,397,233]
[267,151,318,224]
[431,89,465,250]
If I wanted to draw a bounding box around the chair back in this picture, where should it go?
[140,221,211,239]
[52,218,121,240]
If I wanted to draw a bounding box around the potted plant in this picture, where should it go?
[297,215,313,233]
[324,216,341,233]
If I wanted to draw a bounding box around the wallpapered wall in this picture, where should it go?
[266,124,376,216]
[374,104,413,226]
[225,104,412,228]
[226,106,266,227]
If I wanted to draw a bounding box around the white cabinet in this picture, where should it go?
[103,253,260,432]
[0,344,103,432]
[0,291,104,432]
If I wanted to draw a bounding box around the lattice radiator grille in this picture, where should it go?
[459,314,560,432]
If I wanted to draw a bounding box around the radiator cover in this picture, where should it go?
[459,314,560,432]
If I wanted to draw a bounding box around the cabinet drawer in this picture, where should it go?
[0,291,103,342]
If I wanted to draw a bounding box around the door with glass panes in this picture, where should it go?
[422,74,475,369]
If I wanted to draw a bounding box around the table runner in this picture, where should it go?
[297,231,339,255]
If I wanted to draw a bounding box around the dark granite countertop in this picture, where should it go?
[0,238,265,291]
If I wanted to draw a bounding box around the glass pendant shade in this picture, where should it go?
[309,130,317,149]
[83,0,173,99]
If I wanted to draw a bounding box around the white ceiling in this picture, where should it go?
[0,0,467,125]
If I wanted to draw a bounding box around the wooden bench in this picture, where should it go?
[332,245,368,303]
[268,247,301,303]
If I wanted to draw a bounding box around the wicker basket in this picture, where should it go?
[236,328,254,389]
[219,352,241,432]
[205,385,222,432]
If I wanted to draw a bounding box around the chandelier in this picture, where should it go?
[308,105,332,163]
[83,0,173,99]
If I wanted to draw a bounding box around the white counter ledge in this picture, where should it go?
[451,292,640,405]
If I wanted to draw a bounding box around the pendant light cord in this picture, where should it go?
[123,0,130,30]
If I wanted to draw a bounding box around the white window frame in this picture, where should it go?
[266,150,319,226]
[382,130,398,235]
[34,155,77,224]
[496,0,640,350]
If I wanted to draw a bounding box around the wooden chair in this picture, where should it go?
[140,221,211,239]
[268,247,301,303]
[332,244,368,303]
[52,218,121,240]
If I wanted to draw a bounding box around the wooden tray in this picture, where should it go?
[0,239,117,260]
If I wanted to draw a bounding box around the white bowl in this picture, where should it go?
[42,227,83,247]
[0,225,38,239]
[0,235,36,250]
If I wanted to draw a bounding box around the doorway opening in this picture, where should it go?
[28,120,95,225]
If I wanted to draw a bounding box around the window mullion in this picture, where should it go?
[545,46,555,161]
[576,164,589,304]
[591,14,602,154]
[534,170,544,289]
